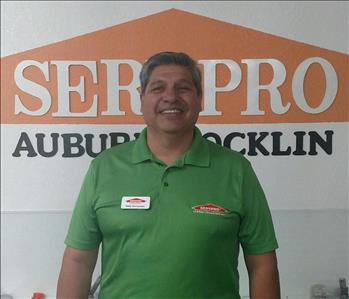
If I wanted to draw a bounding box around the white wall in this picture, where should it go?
[2,1,348,55]
[1,1,348,298]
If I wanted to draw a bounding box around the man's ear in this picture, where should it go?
[199,94,203,112]
[138,87,144,113]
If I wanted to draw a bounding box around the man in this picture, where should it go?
[57,52,280,298]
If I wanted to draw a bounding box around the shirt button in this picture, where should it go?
[164,182,169,187]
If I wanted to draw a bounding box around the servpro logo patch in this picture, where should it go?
[192,203,228,216]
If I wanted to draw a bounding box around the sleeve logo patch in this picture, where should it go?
[192,203,228,215]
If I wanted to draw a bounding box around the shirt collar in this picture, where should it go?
[131,128,153,164]
[182,127,210,167]
[131,127,210,167]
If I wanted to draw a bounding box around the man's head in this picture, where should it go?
[140,52,202,97]
[139,52,202,137]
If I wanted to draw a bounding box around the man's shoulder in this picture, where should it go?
[205,138,250,167]
[92,139,136,165]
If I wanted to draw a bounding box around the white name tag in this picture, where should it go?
[121,196,150,209]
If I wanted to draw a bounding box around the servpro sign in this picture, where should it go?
[1,9,348,158]
[1,9,348,125]
[10,56,339,120]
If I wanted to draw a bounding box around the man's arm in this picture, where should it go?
[57,246,99,299]
[244,251,281,299]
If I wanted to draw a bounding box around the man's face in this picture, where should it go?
[140,64,202,136]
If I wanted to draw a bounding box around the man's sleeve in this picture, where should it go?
[238,160,279,254]
[65,161,102,249]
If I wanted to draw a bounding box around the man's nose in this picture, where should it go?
[163,87,177,102]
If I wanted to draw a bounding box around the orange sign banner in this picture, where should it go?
[1,9,348,124]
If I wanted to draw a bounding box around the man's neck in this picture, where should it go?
[146,128,195,166]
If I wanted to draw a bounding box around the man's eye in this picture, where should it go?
[151,86,163,92]
[179,86,192,91]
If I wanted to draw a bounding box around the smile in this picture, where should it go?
[160,109,183,114]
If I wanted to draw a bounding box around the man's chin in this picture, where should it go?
[167,127,196,137]
[156,125,194,136]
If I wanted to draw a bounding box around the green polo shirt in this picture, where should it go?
[65,127,278,299]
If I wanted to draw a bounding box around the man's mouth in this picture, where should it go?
[160,108,184,114]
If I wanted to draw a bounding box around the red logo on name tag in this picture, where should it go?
[126,198,146,204]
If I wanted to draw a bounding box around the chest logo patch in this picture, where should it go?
[192,203,228,216]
